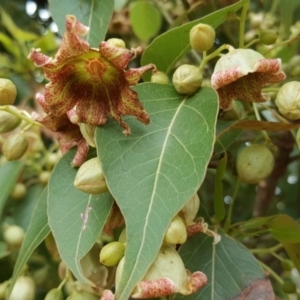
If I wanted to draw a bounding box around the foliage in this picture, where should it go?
[1,0,300,299]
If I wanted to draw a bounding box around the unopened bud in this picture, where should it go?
[10,182,26,200]
[163,215,187,245]
[39,171,51,185]
[172,64,202,94]
[0,78,17,105]
[259,30,277,45]
[4,225,25,248]
[74,157,108,194]
[9,276,35,300]
[181,193,200,225]
[0,280,9,299]
[236,144,274,184]
[45,288,63,300]
[99,241,126,266]
[0,109,21,133]
[3,132,28,161]
[106,38,126,48]
[151,71,169,84]
[189,24,215,52]
[80,123,96,148]
[275,81,300,120]
[45,233,60,258]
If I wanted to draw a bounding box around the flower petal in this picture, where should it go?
[125,64,156,85]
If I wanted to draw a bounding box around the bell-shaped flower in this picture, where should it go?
[28,15,156,165]
[211,48,286,110]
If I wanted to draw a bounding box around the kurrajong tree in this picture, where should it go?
[1,0,300,299]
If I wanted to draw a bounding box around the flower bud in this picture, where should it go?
[79,123,96,148]
[10,182,26,200]
[0,78,17,105]
[45,288,63,300]
[259,30,277,45]
[9,276,35,300]
[4,225,25,248]
[151,71,169,84]
[99,241,125,266]
[106,38,126,48]
[0,280,9,299]
[45,233,60,258]
[181,193,200,225]
[281,259,294,271]
[189,23,215,52]
[74,157,108,194]
[236,144,274,184]
[39,171,51,185]
[275,81,300,120]
[172,64,202,94]
[0,110,21,133]
[67,290,99,300]
[3,132,28,161]
[282,279,296,294]
[163,215,187,245]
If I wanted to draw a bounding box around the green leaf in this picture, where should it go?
[48,149,114,285]
[129,1,162,42]
[215,120,242,153]
[48,0,114,48]
[174,231,274,300]
[7,188,50,299]
[0,161,23,217]
[141,0,249,80]
[214,153,227,223]
[95,83,218,299]
[0,32,21,58]
[240,216,274,230]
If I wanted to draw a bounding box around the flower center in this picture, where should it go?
[86,58,107,82]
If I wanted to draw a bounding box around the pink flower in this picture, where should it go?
[28,15,155,166]
[211,49,286,110]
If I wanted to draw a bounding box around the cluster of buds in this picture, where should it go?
[99,193,219,299]
[0,79,29,161]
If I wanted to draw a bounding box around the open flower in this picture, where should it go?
[28,15,155,165]
[211,49,286,110]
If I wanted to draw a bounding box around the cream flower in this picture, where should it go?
[211,49,286,110]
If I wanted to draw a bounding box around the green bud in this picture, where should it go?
[10,276,35,300]
[151,71,169,84]
[67,290,98,300]
[163,215,187,245]
[45,288,63,300]
[45,233,60,258]
[3,132,28,161]
[99,241,126,266]
[236,144,274,184]
[39,171,51,185]
[172,64,203,94]
[106,38,126,48]
[0,109,21,133]
[4,225,25,248]
[10,182,26,200]
[0,78,17,105]
[281,259,294,271]
[259,30,277,45]
[189,23,215,52]
[74,157,108,195]
[79,123,96,148]
[282,279,296,294]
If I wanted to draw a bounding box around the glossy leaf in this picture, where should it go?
[7,188,50,299]
[141,0,249,80]
[96,83,218,299]
[129,1,162,41]
[48,149,114,286]
[0,161,23,217]
[48,0,114,47]
[174,231,274,300]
